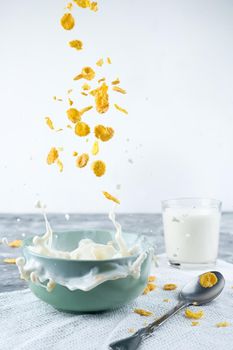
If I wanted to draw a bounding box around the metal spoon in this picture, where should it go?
[109,271,225,350]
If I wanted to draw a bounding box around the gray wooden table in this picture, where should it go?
[1,213,233,293]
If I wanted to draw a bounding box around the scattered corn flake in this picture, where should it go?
[81,92,88,96]
[68,98,73,106]
[8,240,22,248]
[66,2,73,10]
[96,58,104,67]
[67,124,72,129]
[92,160,106,177]
[128,328,135,333]
[91,83,109,113]
[199,272,218,288]
[112,86,127,94]
[47,147,59,165]
[191,321,200,326]
[67,89,73,94]
[3,258,16,264]
[60,13,75,30]
[66,108,81,123]
[82,83,91,91]
[163,283,177,291]
[90,2,98,11]
[69,40,83,50]
[74,66,95,81]
[143,286,149,295]
[216,322,230,328]
[75,122,90,137]
[102,191,120,204]
[107,57,112,64]
[73,151,78,157]
[94,125,114,142]
[74,0,91,8]
[53,96,57,100]
[148,275,156,282]
[185,309,204,320]
[114,104,128,115]
[111,78,120,85]
[57,98,63,102]
[163,299,170,302]
[133,308,153,317]
[57,147,64,152]
[76,153,89,168]
[45,117,54,130]
[98,78,106,83]
[147,283,156,291]
[92,140,99,155]
[56,159,63,172]
[56,128,63,132]
[80,105,93,116]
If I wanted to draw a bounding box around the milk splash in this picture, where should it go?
[16,201,150,292]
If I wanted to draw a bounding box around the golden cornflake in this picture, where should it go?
[163,299,170,302]
[75,122,90,137]
[45,117,54,130]
[96,58,104,67]
[66,2,73,10]
[8,240,22,248]
[112,86,126,94]
[47,147,59,165]
[68,98,73,106]
[114,104,128,115]
[216,322,230,328]
[107,57,112,64]
[67,124,72,129]
[185,309,204,320]
[81,92,88,96]
[74,0,91,8]
[92,160,106,177]
[74,66,95,81]
[82,83,91,91]
[98,78,106,83]
[102,191,120,204]
[56,128,63,132]
[90,2,98,11]
[191,321,200,326]
[199,272,218,288]
[163,283,177,291]
[148,275,156,282]
[73,151,78,157]
[3,258,16,264]
[67,89,73,94]
[76,153,89,168]
[91,140,99,155]
[111,78,120,85]
[69,40,83,50]
[66,108,81,123]
[91,83,109,113]
[94,125,114,142]
[80,105,93,116]
[60,13,75,30]
[133,308,153,317]
[57,159,63,172]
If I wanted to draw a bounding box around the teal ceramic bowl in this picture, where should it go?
[23,230,153,312]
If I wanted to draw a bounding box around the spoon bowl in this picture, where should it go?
[180,271,225,305]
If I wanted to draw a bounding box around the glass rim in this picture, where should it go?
[161,197,222,207]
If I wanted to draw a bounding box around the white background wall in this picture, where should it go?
[0,0,233,213]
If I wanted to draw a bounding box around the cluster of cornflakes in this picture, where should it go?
[199,272,218,288]
[143,275,157,295]
[45,2,128,203]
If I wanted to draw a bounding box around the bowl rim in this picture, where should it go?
[23,229,143,263]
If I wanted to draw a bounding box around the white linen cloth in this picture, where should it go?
[1,256,233,350]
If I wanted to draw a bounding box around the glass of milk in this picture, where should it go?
[162,198,221,268]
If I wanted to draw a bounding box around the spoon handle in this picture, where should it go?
[109,300,188,350]
[146,300,187,331]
